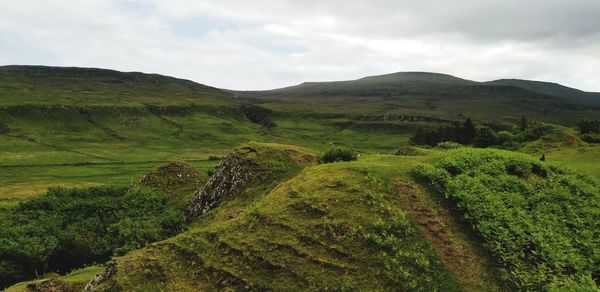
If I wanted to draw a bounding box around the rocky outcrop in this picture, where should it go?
[84,261,116,292]
[185,147,258,218]
[25,279,76,292]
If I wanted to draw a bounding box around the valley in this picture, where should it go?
[0,66,599,291]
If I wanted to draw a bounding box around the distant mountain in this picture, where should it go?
[237,72,600,124]
[485,79,600,105]
[1,66,598,124]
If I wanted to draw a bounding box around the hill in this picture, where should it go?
[0,65,234,106]
[86,142,502,291]
[47,143,596,291]
[238,72,600,124]
[486,79,600,106]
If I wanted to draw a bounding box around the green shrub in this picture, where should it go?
[473,127,498,148]
[578,119,600,134]
[240,105,276,128]
[436,141,462,150]
[524,121,554,140]
[0,187,184,288]
[0,122,9,135]
[207,155,222,161]
[320,148,358,163]
[393,146,426,156]
[581,133,600,143]
[413,149,600,290]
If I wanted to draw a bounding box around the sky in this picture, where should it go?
[1,0,599,91]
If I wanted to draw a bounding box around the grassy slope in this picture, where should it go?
[5,265,104,292]
[414,148,600,290]
[91,143,505,291]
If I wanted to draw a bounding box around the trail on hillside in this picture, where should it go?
[396,182,503,291]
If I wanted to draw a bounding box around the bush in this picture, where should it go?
[0,187,184,288]
[393,146,426,156]
[240,105,276,128]
[0,122,9,135]
[320,148,358,163]
[524,121,553,141]
[473,127,498,148]
[207,155,221,161]
[578,119,600,134]
[413,149,600,290]
[435,141,462,150]
[581,133,600,143]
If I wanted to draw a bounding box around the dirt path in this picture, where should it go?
[396,182,503,291]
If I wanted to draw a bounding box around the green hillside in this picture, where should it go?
[89,143,501,291]
[11,142,592,291]
[1,66,600,291]
[0,65,234,106]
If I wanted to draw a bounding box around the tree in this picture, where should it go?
[519,116,528,131]
[578,119,600,134]
[462,118,476,144]
[474,127,497,148]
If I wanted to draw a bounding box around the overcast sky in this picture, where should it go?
[1,0,599,91]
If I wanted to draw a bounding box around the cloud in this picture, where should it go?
[0,0,599,91]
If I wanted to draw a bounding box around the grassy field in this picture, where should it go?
[0,160,218,209]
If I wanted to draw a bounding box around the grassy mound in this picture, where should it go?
[521,123,583,153]
[92,146,464,291]
[130,161,206,209]
[185,142,317,218]
[414,148,600,290]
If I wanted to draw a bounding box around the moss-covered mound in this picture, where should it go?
[89,144,467,291]
[131,161,205,209]
[521,123,584,153]
[186,142,316,218]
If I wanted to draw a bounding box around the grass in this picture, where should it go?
[0,160,218,207]
[5,265,104,292]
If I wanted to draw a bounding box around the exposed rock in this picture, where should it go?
[185,148,258,218]
[84,261,117,292]
[25,279,76,292]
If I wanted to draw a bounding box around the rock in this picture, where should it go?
[25,279,75,292]
[84,261,117,292]
[185,149,257,218]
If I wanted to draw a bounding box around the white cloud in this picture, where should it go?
[0,0,599,91]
